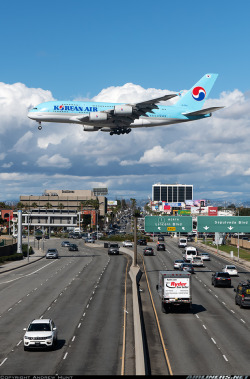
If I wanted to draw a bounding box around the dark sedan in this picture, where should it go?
[68,243,78,251]
[137,239,147,246]
[157,243,166,251]
[212,272,231,287]
[180,263,194,274]
[143,247,154,256]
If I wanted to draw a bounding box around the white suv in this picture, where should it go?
[23,319,57,350]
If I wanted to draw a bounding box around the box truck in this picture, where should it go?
[156,271,192,313]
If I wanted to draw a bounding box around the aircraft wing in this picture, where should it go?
[132,94,177,117]
[183,106,224,117]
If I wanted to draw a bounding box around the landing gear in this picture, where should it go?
[37,122,42,130]
[109,127,131,136]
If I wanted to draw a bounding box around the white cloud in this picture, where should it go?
[37,154,71,168]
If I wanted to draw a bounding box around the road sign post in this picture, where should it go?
[145,216,192,233]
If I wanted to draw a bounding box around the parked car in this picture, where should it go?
[234,280,250,308]
[143,247,154,256]
[137,239,147,246]
[200,252,210,261]
[23,319,57,350]
[85,237,95,243]
[174,259,185,269]
[222,265,238,276]
[122,240,133,247]
[211,272,231,287]
[46,249,58,259]
[180,263,194,274]
[157,243,166,251]
[61,241,71,247]
[68,243,78,251]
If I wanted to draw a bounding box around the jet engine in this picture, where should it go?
[83,125,99,132]
[89,112,108,121]
[114,105,133,115]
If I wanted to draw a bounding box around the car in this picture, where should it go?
[143,247,154,256]
[68,243,78,251]
[158,235,164,241]
[211,272,231,287]
[137,239,147,246]
[157,243,166,251]
[85,237,95,243]
[178,238,187,248]
[200,252,210,261]
[122,240,133,247]
[190,256,204,267]
[222,265,238,276]
[187,236,194,242]
[234,280,250,308]
[23,319,57,350]
[174,259,185,269]
[61,240,71,247]
[184,246,198,262]
[108,243,120,255]
[180,263,194,274]
[46,249,58,259]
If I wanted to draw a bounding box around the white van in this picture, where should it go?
[178,237,187,248]
[184,246,198,262]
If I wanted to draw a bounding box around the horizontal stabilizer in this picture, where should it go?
[183,106,224,117]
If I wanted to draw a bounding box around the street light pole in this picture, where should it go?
[27,213,30,263]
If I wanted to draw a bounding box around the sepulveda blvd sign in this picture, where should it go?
[197,216,250,233]
[145,216,193,233]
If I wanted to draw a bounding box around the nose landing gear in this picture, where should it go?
[37,122,42,130]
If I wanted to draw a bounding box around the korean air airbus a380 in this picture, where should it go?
[28,74,223,136]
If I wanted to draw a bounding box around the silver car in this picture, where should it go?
[46,249,58,259]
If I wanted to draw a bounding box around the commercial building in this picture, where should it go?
[152,183,193,203]
[20,189,107,216]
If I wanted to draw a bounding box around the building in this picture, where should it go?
[152,183,193,203]
[20,189,107,216]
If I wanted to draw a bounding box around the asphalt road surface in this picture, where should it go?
[0,238,134,375]
[138,237,250,376]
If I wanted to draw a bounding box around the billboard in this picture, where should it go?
[208,207,218,216]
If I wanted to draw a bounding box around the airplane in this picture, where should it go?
[28,73,223,136]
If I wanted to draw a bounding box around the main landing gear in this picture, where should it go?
[37,122,42,130]
[110,128,131,136]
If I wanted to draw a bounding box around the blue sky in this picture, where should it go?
[1,0,250,202]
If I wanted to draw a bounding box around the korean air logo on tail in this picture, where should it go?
[192,86,206,101]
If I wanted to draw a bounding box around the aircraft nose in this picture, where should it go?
[27,111,35,120]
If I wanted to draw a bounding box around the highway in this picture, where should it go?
[138,237,250,375]
[0,239,134,375]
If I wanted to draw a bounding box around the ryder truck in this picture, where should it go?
[156,271,192,313]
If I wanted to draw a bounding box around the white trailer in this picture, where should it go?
[156,271,192,313]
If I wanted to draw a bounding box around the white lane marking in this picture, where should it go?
[72,336,75,342]
[8,308,12,312]
[0,358,7,366]
[203,325,207,330]
[231,310,235,313]
[78,323,81,328]
[17,340,22,346]
[211,338,216,344]
[241,319,246,324]
[223,355,228,362]
[63,352,68,359]
[0,261,56,285]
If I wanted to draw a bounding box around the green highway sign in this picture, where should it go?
[197,216,250,233]
[145,216,193,233]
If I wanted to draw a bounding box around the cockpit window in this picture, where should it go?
[33,108,38,110]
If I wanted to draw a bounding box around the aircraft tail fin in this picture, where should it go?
[174,73,218,111]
